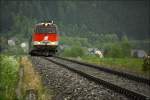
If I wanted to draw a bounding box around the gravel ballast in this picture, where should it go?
[51,57,150,96]
[31,57,129,100]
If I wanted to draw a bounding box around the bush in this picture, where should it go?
[104,43,123,58]
[121,35,132,57]
[103,35,132,58]
[0,55,19,100]
[142,56,150,72]
[62,46,85,57]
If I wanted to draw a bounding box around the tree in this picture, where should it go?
[10,14,37,38]
[121,35,132,57]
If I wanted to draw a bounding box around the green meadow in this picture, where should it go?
[81,56,149,77]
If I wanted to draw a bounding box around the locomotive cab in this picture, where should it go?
[29,21,59,56]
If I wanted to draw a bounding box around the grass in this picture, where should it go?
[0,55,20,100]
[81,55,149,77]
[20,56,54,100]
[0,55,54,100]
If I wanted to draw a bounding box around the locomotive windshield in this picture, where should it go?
[35,26,57,33]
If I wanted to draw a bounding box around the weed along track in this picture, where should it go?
[40,56,150,100]
[20,56,53,100]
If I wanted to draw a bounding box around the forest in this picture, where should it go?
[0,0,150,55]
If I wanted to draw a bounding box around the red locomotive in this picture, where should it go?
[29,21,59,56]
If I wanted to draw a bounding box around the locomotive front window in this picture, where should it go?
[35,27,56,33]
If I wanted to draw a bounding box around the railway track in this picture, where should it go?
[43,56,150,100]
[54,56,150,85]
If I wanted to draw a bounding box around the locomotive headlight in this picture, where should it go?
[45,23,48,26]
[33,41,41,45]
[51,41,58,45]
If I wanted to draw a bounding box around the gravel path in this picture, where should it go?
[31,57,128,100]
[51,57,150,97]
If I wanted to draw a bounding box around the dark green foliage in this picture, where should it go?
[0,1,149,56]
[110,44,123,58]
[121,35,132,57]
[62,46,85,57]
[10,14,37,38]
[103,35,132,58]
[60,36,90,47]
[0,1,149,40]
[104,43,123,58]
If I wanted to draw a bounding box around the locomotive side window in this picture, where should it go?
[35,27,56,33]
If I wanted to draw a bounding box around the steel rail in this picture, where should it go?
[43,57,150,100]
[54,56,150,85]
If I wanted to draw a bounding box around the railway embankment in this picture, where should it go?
[31,56,129,100]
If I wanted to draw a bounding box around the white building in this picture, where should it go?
[131,49,147,58]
